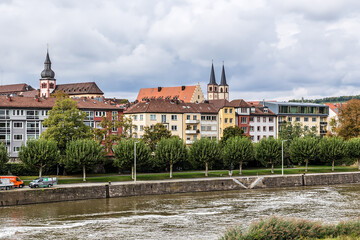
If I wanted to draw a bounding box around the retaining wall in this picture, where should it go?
[1,172,360,207]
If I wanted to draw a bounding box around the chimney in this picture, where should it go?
[35,96,40,102]
[181,86,185,91]
[7,95,11,101]
[263,99,265,107]
[158,87,162,92]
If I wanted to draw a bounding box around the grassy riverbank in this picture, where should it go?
[219,216,360,240]
[19,165,359,185]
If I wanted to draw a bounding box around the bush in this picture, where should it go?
[219,216,360,240]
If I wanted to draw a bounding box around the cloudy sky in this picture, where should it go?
[1,0,360,101]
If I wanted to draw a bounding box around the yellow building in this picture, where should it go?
[209,100,236,139]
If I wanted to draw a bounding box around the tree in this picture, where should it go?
[155,137,187,178]
[255,138,282,173]
[189,138,222,176]
[0,143,9,173]
[19,139,60,177]
[319,137,347,171]
[113,139,151,179]
[289,137,319,172]
[143,123,172,151]
[334,99,360,139]
[278,122,317,141]
[221,126,245,144]
[63,139,104,181]
[41,97,93,154]
[347,138,360,170]
[223,136,254,175]
[94,114,134,154]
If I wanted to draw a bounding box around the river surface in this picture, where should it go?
[1,183,360,240]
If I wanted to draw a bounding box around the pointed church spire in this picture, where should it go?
[209,61,217,85]
[41,49,55,78]
[220,63,228,86]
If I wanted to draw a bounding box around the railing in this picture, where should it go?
[185,120,199,124]
[185,130,197,134]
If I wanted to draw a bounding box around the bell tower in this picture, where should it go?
[207,62,218,100]
[40,49,56,98]
[218,63,229,101]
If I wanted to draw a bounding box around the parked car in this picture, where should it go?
[0,178,14,190]
[29,177,58,188]
[0,176,24,188]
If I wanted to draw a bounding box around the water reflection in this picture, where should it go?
[1,184,360,240]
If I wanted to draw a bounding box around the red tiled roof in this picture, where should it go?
[55,82,104,95]
[21,89,39,97]
[136,86,197,103]
[325,103,344,114]
[231,99,251,108]
[0,83,34,94]
[125,99,217,114]
[208,99,237,111]
[250,106,276,116]
[0,96,120,110]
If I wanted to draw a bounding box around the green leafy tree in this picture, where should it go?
[113,139,151,179]
[319,137,347,171]
[41,97,92,154]
[63,139,104,181]
[289,137,319,172]
[278,122,317,141]
[255,138,282,173]
[347,138,360,170]
[155,137,187,178]
[223,136,254,175]
[19,139,60,177]
[189,138,222,176]
[221,126,245,144]
[143,123,172,151]
[0,143,9,173]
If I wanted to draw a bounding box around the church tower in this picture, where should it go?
[207,62,218,100]
[39,50,56,98]
[218,64,229,101]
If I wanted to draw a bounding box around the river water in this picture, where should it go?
[1,184,360,240]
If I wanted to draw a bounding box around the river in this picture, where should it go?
[1,183,360,240]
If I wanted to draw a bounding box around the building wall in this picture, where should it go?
[218,107,236,139]
[200,114,218,140]
[183,113,201,144]
[190,85,206,103]
[249,115,277,142]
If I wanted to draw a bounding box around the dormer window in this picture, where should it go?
[264,107,268,113]
[251,107,256,113]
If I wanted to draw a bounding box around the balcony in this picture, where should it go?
[185,119,199,124]
[185,130,197,134]
[186,140,194,144]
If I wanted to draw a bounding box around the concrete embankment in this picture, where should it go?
[1,172,360,207]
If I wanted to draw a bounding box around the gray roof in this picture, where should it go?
[220,64,228,86]
[208,63,217,85]
[264,101,328,107]
[41,51,55,79]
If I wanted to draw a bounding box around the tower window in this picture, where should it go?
[41,83,46,88]
[49,83,54,88]
[209,87,212,91]
[215,87,217,91]
[220,88,223,93]
[226,87,228,92]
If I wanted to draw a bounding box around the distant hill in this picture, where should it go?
[289,95,360,104]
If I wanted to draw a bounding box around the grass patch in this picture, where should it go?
[19,165,359,185]
[219,216,360,240]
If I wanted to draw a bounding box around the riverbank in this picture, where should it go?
[1,172,360,206]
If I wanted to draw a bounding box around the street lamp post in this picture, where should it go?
[134,141,139,183]
[281,140,287,176]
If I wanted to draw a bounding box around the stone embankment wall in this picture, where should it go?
[1,172,360,207]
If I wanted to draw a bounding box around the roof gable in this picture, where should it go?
[55,82,104,95]
[136,86,197,103]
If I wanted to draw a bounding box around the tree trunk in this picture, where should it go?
[131,165,134,180]
[170,163,173,179]
[83,165,86,182]
[39,166,43,177]
[305,160,308,173]
[205,162,208,177]
[332,160,335,172]
[239,161,243,175]
[271,163,274,174]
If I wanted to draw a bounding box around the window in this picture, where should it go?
[193,125,197,130]
[229,118,233,123]
[224,109,228,113]
[250,117,254,122]
[251,136,254,141]
[133,115,138,121]
[14,135,23,141]
[41,110,48,116]
[140,115,144,121]
[193,115,197,120]
[250,126,254,132]
[269,117,274,123]
[257,136,260,141]
[269,126,274,132]
[288,117,292,122]
[229,109,233,113]
[13,110,24,116]
[171,115,177,121]
[304,117,309,122]
[241,117,247,124]
[225,118,228,123]
[186,115,191,120]
[263,117,266,122]
[150,114,156,121]
[13,147,20,152]
[257,126,260,132]
[201,126,205,131]
[212,116,216,121]
[85,111,94,121]
[41,83,47,88]
[312,117,316,122]
[171,125,177,131]
[257,117,260,122]
[201,116,205,120]
[161,115,166,123]
[241,127,248,133]
[26,110,39,119]
[112,127,118,132]
[241,108,247,113]
[13,122,23,128]
[193,135,198,141]
[140,125,144,131]
[263,126,266,132]
[112,111,118,120]
[296,117,300,122]
[49,83,54,88]
[95,111,106,117]
[27,134,39,140]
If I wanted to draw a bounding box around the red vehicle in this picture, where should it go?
[0,176,24,188]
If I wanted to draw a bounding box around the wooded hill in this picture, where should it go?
[289,95,360,103]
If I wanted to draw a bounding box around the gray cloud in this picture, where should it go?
[0,0,360,101]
